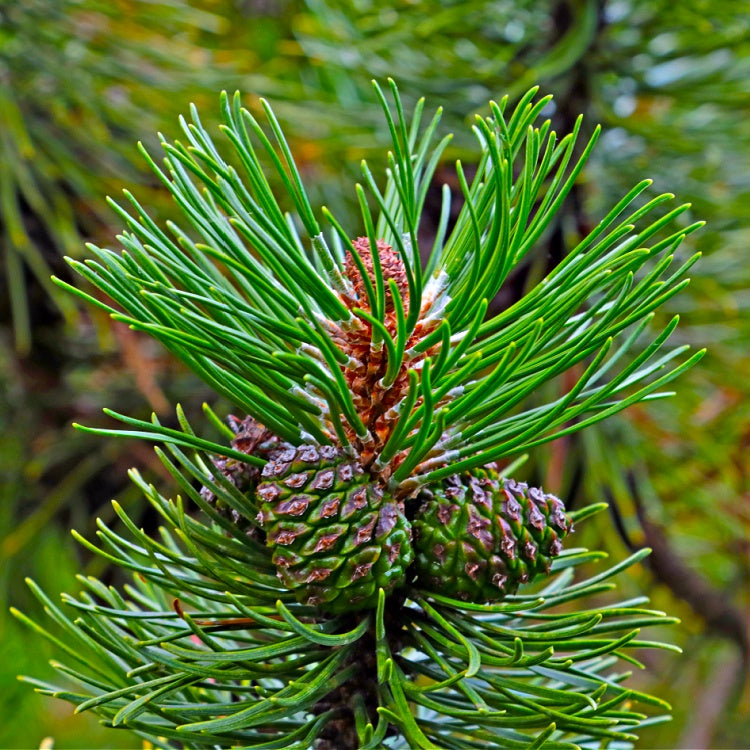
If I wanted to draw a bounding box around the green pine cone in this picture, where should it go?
[413,466,572,602]
[257,445,413,613]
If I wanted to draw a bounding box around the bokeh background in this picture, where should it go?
[1,1,748,747]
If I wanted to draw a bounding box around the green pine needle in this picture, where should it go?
[17,451,677,747]
[54,81,700,484]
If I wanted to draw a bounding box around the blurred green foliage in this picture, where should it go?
[1,0,748,747]
[0,2,292,747]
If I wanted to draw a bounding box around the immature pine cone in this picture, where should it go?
[412,465,572,602]
[257,444,413,612]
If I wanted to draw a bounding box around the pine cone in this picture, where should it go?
[412,466,572,602]
[200,416,289,534]
[257,445,413,613]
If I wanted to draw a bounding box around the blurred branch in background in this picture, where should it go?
[608,471,748,661]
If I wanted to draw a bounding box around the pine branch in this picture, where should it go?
[55,81,702,481]
[17,423,678,747]
[25,81,703,747]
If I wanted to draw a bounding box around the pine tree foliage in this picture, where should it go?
[18,82,702,748]
[16,469,675,749]
[57,82,702,485]
[0,0,252,352]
